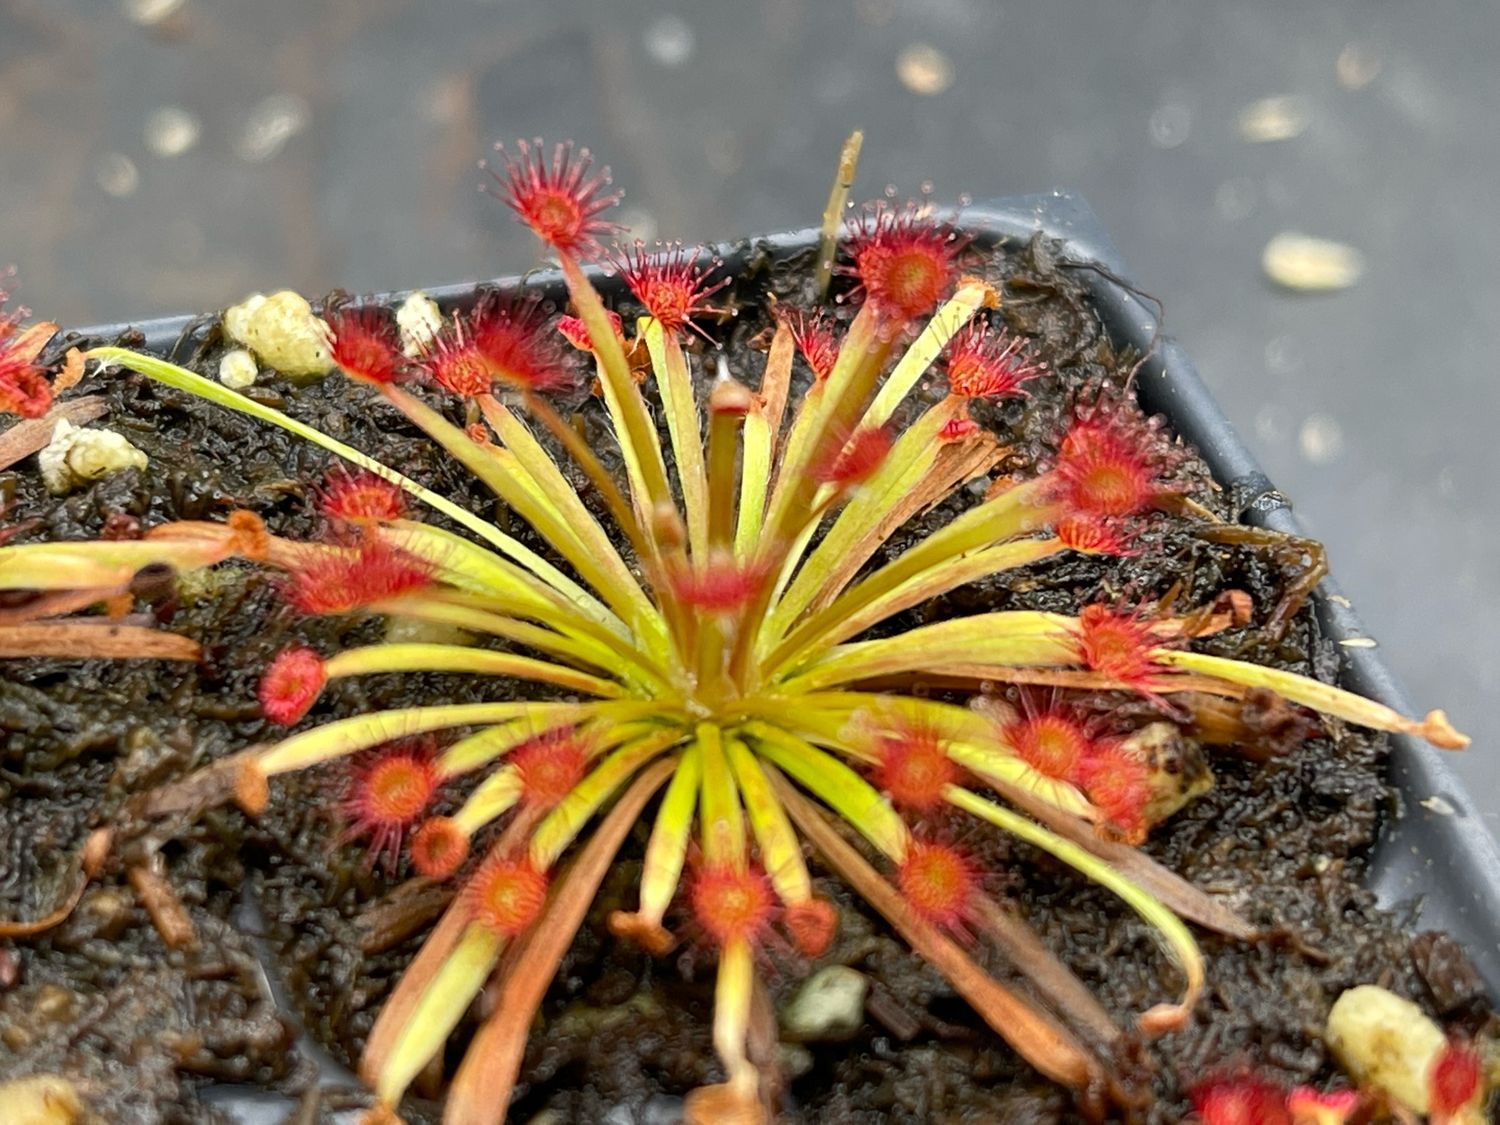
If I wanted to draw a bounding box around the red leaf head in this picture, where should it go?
[1053,417,1162,520]
[613,242,728,338]
[897,840,977,933]
[466,854,549,937]
[0,351,52,418]
[409,816,470,881]
[1077,741,1151,843]
[489,138,622,255]
[844,200,965,323]
[1072,603,1166,691]
[258,645,327,725]
[282,536,432,615]
[779,307,840,383]
[784,897,838,958]
[691,863,775,948]
[1189,1074,1291,1125]
[421,317,491,397]
[470,294,574,393]
[341,740,442,871]
[1049,392,1185,529]
[319,467,407,525]
[510,727,589,809]
[557,309,624,352]
[1429,1036,1482,1120]
[1002,699,1096,783]
[0,289,53,419]
[816,424,893,490]
[325,306,409,386]
[870,719,957,812]
[945,322,1046,400]
[1055,515,1135,557]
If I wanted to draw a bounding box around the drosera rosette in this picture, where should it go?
[0,138,1473,1124]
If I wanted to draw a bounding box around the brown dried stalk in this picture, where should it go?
[765,766,1110,1097]
[443,755,678,1124]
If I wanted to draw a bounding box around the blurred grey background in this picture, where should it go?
[2,0,1495,833]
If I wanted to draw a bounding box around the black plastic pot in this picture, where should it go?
[70,194,1500,1119]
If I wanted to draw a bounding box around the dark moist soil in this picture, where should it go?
[1,237,1494,1124]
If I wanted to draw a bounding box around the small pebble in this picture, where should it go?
[222,293,266,344]
[218,348,259,389]
[781,965,869,1041]
[395,290,443,357]
[1262,233,1364,291]
[0,1074,82,1124]
[777,1043,814,1079]
[38,419,149,495]
[896,44,954,96]
[32,984,75,1023]
[223,290,333,380]
[1238,95,1309,143]
[1325,985,1445,1114]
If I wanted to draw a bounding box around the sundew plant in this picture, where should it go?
[0,139,1468,1124]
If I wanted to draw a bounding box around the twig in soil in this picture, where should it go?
[123,748,259,825]
[355,879,453,956]
[1193,523,1329,644]
[765,765,1112,1100]
[127,853,198,950]
[971,897,1122,1047]
[865,983,921,1041]
[0,827,112,937]
[0,394,108,470]
[0,620,200,660]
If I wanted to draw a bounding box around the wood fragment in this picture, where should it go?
[0,395,108,470]
[972,897,1121,1047]
[128,855,198,950]
[357,879,453,956]
[0,586,129,625]
[125,749,257,822]
[0,829,112,938]
[0,621,200,660]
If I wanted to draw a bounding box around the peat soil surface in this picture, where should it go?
[1,240,1494,1123]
